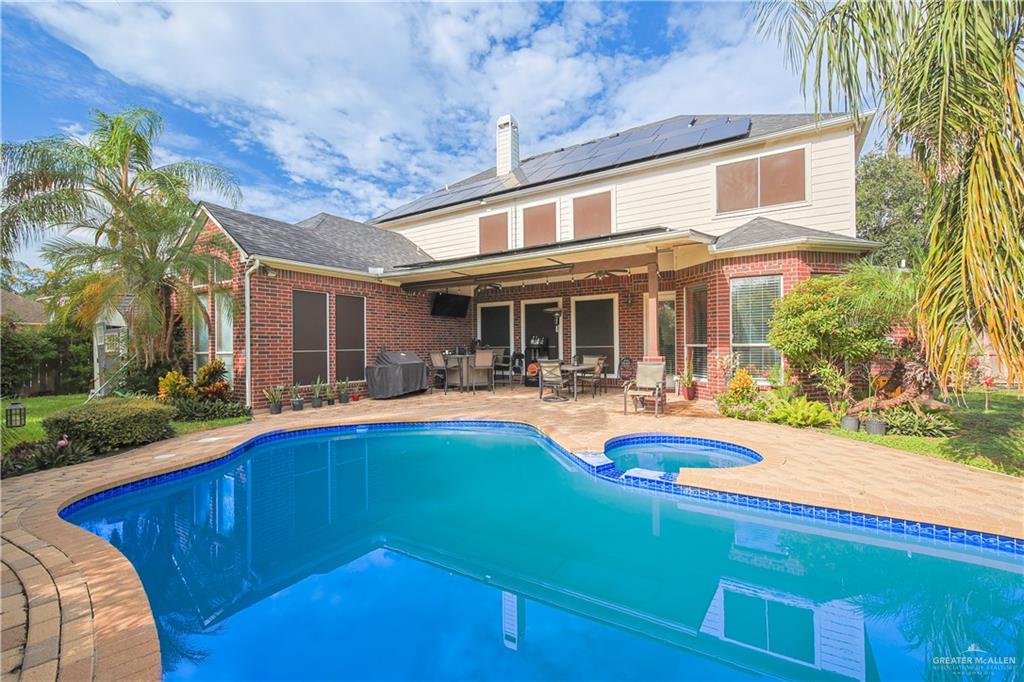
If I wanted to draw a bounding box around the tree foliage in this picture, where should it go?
[755,0,1024,389]
[856,152,929,267]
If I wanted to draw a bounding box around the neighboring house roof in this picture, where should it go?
[199,203,432,273]
[376,113,850,223]
[1,290,47,325]
[711,217,877,253]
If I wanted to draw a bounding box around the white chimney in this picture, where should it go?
[496,114,519,176]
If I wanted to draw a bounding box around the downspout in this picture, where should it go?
[244,257,261,408]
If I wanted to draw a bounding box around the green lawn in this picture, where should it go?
[2,393,250,453]
[825,390,1024,476]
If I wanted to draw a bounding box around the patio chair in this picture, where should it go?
[538,359,568,401]
[473,349,496,393]
[623,360,667,417]
[509,352,525,390]
[618,356,636,386]
[429,352,451,394]
[578,356,607,398]
[493,348,512,388]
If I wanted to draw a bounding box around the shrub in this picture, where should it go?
[194,359,232,401]
[1,440,94,478]
[169,398,251,422]
[717,370,769,420]
[43,398,174,454]
[158,370,194,402]
[882,405,958,437]
[766,395,838,428]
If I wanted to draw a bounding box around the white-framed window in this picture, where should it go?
[730,276,782,382]
[477,302,513,352]
[215,290,234,383]
[194,295,210,370]
[214,259,233,284]
[335,294,366,383]
[478,209,511,254]
[567,186,616,240]
[714,146,809,215]
[292,290,329,386]
[517,197,559,248]
[643,291,677,379]
[520,297,561,360]
[571,293,618,375]
[685,285,708,381]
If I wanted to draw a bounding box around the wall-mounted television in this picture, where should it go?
[430,293,471,318]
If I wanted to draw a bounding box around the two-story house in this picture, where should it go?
[191,111,876,407]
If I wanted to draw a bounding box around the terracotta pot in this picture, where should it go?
[682,384,697,401]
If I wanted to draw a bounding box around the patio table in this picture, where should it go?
[447,353,475,393]
[561,363,596,401]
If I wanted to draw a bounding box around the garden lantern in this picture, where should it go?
[5,402,26,428]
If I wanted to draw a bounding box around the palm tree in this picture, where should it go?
[754,1,1024,391]
[44,197,230,367]
[1,107,240,264]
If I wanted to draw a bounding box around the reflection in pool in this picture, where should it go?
[66,426,1024,680]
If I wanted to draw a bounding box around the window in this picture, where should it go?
[522,202,557,247]
[213,259,233,283]
[730,276,782,381]
[723,590,816,665]
[293,290,328,385]
[572,296,616,371]
[572,191,612,239]
[686,285,708,380]
[216,475,235,537]
[335,295,365,382]
[479,213,508,254]
[716,149,806,213]
[522,299,560,361]
[478,303,512,351]
[194,296,209,369]
[215,291,234,383]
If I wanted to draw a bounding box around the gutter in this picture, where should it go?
[243,257,260,408]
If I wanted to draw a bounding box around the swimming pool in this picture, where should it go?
[604,434,761,472]
[65,423,1023,680]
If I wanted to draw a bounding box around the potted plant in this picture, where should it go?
[337,378,350,404]
[326,385,336,406]
[861,368,886,435]
[263,386,284,415]
[289,384,304,411]
[837,400,859,432]
[681,364,697,400]
[310,377,324,408]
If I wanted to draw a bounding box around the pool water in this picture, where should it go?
[606,438,758,472]
[67,426,1023,681]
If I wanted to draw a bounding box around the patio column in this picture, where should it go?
[645,262,660,360]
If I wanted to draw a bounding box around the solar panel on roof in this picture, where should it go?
[699,117,751,145]
[613,138,667,166]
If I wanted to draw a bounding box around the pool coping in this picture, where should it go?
[3,414,1023,681]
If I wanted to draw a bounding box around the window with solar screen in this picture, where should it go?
[730,276,782,382]
[292,290,328,385]
[335,295,365,382]
[716,149,806,214]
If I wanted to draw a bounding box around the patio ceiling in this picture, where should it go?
[393,227,713,292]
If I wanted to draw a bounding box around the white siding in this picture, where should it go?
[387,124,858,259]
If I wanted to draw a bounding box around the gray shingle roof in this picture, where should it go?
[200,203,432,273]
[711,217,877,253]
[0,290,47,325]
[376,113,849,223]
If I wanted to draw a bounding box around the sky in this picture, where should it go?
[3,1,852,267]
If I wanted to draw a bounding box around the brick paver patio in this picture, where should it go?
[2,390,1022,680]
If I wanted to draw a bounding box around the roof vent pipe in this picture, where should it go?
[496,114,520,176]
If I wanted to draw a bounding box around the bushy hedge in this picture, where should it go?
[42,398,175,454]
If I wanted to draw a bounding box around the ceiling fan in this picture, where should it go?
[473,282,503,294]
[583,268,629,280]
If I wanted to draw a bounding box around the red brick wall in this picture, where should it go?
[248,268,468,406]
[188,214,858,406]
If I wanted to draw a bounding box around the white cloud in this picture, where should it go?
[17,1,811,220]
